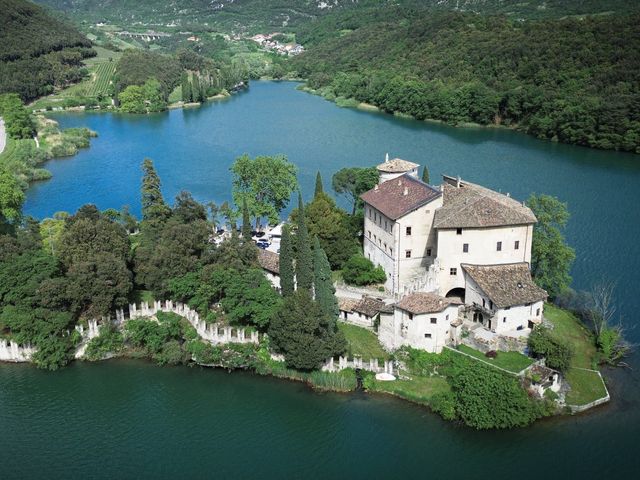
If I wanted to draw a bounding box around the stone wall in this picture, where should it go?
[322,356,395,374]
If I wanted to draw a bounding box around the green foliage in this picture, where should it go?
[342,254,386,286]
[114,50,181,103]
[300,191,359,269]
[294,10,640,153]
[84,322,123,361]
[118,78,166,114]
[429,391,458,421]
[0,168,25,228]
[528,325,574,372]
[269,289,346,371]
[313,236,339,321]
[528,194,575,298]
[0,0,94,102]
[421,166,430,184]
[241,197,251,240]
[140,158,171,226]
[331,166,379,214]
[279,224,295,297]
[230,154,298,226]
[124,312,192,366]
[293,193,313,291]
[0,93,35,139]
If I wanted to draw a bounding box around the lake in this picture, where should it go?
[4,81,640,478]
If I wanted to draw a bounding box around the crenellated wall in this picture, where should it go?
[0,339,36,362]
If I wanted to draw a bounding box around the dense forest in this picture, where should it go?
[292,10,640,153]
[0,0,94,102]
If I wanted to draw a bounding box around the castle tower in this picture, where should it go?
[376,153,420,184]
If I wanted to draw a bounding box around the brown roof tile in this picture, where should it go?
[376,158,419,173]
[353,296,393,317]
[396,292,461,315]
[461,263,547,308]
[360,174,441,220]
[434,176,537,229]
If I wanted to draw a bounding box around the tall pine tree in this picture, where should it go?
[280,224,295,296]
[295,192,314,292]
[141,158,171,224]
[181,73,192,103]
[241,197,251,240]
[313,236,338,322]
[193,75,202,102]
[314,171,324,198]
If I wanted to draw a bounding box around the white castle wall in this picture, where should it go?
[0,339,36,362]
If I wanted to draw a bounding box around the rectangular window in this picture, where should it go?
[408,313,414,320]
[497,241,502,251]
[405,250,412,258]
[490,301,493,310]
[430,318,437,324]
[406,226,412,236]
[536,308,541,316]
[390,248,393,256]
[424,333,432,338]
[385,220,388,230]
[384,242,387,250]
[368,230,371,238]
[426,248,432,256]
[515,240,520,250]
[482,298,486,308]
[503,317,507,323]
[374,234,377,242]
[450,268,457,276]
[505,306,511,310]
[446,314,449,321]
[456,228,463,235]
[463,243,469,253]
[368,208,372,219]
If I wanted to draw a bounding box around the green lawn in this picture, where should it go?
[370,375,451,406]
[565,368,608,405]
[544,303,597,369]
[338,322,389,360]
[457,344,534,373]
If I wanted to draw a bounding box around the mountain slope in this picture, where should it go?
[0,0,94,101]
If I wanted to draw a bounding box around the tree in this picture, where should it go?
[294,193,314,292]
[173,191,207,224]
[0,169,25,231]
[280,224,295,297]
[422,166,430,184]
[118,85,146,113]
[527,194,575,298]
[332,167,378,214]
[192,75,203,102]
[241,197,251,240]
[230,154,298,226]
[527,325,573,372]
[141,158,171,225]
[0,94,35,139]
[182,73,193,103]
[342,254,386,286]
[301,191,359,269]
[313,236,338,321]
[268,289,345,370]
[314,171,324,198]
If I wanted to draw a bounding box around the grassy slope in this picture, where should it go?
[457,344,533,374]
[339,322,389,360]
[544,304,607,405]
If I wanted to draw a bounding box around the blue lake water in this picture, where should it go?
[6,80,640,478]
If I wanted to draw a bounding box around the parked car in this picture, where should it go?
[256,239,270,249]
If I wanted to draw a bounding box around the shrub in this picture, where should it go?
[342,254,386,286]
[528,325,573,372]
[485,350,497,358]
[430,391,458,421]
[84,323,123,361]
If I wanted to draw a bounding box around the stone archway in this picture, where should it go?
[445,287,466,304]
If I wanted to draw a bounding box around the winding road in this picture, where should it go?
[0,117,6,155]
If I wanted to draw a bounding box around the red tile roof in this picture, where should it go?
[360,174,441,220]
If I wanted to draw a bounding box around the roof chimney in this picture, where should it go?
[403,187,408,196]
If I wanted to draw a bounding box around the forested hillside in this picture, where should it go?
[0,0,94,102]
[292,11,640,153]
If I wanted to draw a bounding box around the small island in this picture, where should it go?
[0,151,625,430]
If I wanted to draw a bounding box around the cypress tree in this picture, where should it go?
[422,166,430,184]
[313,236,339,323]
[193,75,202,102]
[295,192,314,292]
[141,158,170,223]
[314,171,324,198]
[241,197,251,240]
[280,224,295,297]
[181,73,192,103]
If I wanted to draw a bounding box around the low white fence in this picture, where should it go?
[322,356,395,375]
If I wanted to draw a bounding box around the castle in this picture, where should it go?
[360,155,547,354]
